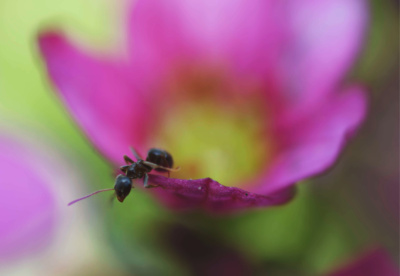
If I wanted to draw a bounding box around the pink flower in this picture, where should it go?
[38,0,368,212]
[0,136,55,262]
[328,248,399,276]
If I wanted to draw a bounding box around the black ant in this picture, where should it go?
[68,147,179,205]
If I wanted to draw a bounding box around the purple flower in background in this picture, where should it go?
[0,137,55,262]
[328,248,399,276]
[38,0,368,212]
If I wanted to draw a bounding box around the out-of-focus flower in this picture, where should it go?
[0,136,55,262]
[0,127,127,275]
[38,0,368,212]
[327,248,399,276]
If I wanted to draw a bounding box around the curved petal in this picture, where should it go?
[128,0,368,97]
[276,0,368,107]
[0,138,55,261]
[328,249,399,276]
[256,86,367,194]
[148,175,295,213]
[38,31,152,164]
[128,0,285,82]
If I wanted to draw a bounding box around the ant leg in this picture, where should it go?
[130,146,144,161]
[142,161,181,172]
[143,173,158,188]
[120,165,129,173]
[157,156,170,169]
[143,173,149,188]
[124,155,135,165]
[158,157,171,177]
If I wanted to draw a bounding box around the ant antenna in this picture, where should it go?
[130,146,144,160]
[68,188,115,206]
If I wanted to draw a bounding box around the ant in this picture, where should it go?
[68,147,179,206]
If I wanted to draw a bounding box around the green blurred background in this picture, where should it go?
[0,0,398,275]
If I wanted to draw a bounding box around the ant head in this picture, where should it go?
[114,174,133,202]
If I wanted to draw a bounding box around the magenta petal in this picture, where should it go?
[127,0,189,88]
[328,249,399,276]
[257,86,367,194]
[38,31,152,164]
[277,0,368,106]
[128,0,368,93]
[148,175,295,213]
[0,138,55,261]
[128,0,286,80]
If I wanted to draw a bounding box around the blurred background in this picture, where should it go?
[0,0,398,275]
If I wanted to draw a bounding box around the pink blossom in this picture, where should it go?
[328,249,399,276]
[38,0,368,212]
[0,137,55,261]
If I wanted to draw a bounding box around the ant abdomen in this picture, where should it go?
[146,148,174,172]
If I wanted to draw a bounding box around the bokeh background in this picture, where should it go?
[0,0,398,275]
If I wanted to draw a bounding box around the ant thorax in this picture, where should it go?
[124,160,152,179]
